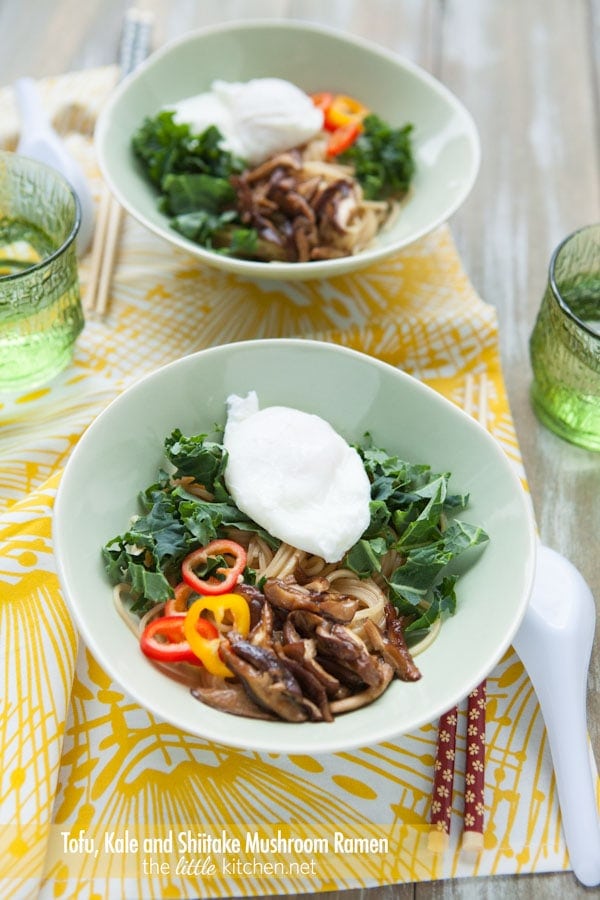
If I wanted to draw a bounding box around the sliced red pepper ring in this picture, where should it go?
[183,593,251,678]
[182,539,247,596]
[310,91,334,123]
[327,121,361,157]
[140,614,218,665]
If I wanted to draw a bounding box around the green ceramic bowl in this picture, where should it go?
[96,20,480,281]
[54,340,535,753]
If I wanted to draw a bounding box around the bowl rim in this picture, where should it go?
[53,338,536,753]
[95,17,481,281]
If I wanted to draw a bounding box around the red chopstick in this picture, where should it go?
[427,706,458,852]
[461,681,486,852]
[427,681,487,854]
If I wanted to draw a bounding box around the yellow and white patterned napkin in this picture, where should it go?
[0,68,584,900]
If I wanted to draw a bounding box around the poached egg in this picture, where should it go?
[223,392,371,563]
[171,78,323,166]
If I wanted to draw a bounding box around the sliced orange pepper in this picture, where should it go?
[325,94,369,131]
[164,581,195,616]
[183,593,251,678]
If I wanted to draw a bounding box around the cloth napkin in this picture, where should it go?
[0,67,585,900]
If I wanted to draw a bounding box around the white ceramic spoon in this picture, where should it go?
[14,77,94,256]
[513,544,600,887]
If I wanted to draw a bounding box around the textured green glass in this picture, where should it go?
[530,224,600,451]
[0,151,83,391]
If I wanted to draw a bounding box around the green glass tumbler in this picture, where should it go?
[529,224,600,451]
[0,151,83,391]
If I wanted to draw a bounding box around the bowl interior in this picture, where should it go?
[96,20,480,280]
[54,340,535,754]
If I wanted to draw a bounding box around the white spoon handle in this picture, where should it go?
[529,645,600,886]
[513,546,600,887]
[14,76,50,138]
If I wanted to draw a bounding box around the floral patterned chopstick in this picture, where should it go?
[462,681,486,851]
[427,706,458,851]
[427,682,487,853]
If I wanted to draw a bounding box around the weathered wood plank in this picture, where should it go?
[425,4,600,895]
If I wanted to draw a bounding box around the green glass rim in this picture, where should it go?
[0,150,82,282]
[549,223,600,340]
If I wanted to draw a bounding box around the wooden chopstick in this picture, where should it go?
[83,8,153,317]
[427,373,489,855]
[83,190,123,316]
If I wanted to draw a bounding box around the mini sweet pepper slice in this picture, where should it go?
[183,593,251,678]
[164,581,195,616]
[325,94,369,131]
[310,91,335,125]
[181,539,247,596]
[140,613,218,665]
[327,121,361,156]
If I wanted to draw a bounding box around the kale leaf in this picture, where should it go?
[161,173,237,216]
[339,113,415,201]
[102,430,280,609]
[345,436,489,630]
[164,429,227,493]
[132,113,245,187]
[131,112,259,253]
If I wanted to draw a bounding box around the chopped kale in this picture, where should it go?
[131,112,259,253]
[102,429,280,610]
[339,113,415,200]
[344,435,488,626]
[103,426,487,633]
[132,113,245,187]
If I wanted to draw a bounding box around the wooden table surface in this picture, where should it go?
[1,1,598,898]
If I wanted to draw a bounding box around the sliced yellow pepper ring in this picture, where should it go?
[183,593,251,679]
[325,94,369,131]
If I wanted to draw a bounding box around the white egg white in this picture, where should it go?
[171,78,323,166]
[223,392,371,563]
